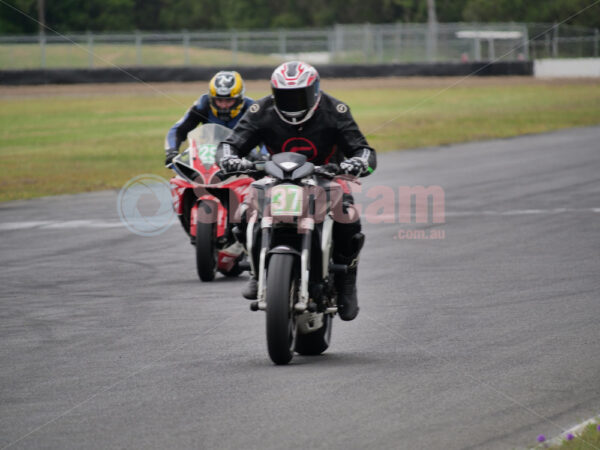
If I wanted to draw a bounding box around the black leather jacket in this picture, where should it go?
[216,92,377,175]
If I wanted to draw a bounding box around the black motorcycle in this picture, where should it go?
[238,152,359,365]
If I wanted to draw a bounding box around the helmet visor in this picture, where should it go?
[272,84,318,115]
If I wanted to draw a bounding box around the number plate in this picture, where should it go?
[271,185,303,216]
[197,144,217,165]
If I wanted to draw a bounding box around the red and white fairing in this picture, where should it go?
[168,124,253,275]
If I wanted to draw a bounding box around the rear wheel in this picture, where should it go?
[295,314,332,356]
[266,254,298,365]
[195,201,218,282]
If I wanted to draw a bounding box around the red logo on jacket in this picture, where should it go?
[281,137,317,161]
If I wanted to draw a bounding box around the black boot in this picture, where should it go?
[334,254,360,321]
[242,277,258,300]
[333,233,364,321]
[234,208,257,300]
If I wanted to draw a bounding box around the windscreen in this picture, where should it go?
[187,123,233,170]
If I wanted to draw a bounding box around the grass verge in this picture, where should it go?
[544,420,600,449]
[0,44,280,69]
[0,78,599,202]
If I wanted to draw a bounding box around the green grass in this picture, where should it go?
[546,421,600,449]
[0,43,464,69]
[0,44,281,69]
[331,83,600,151]
[1,80,599,201]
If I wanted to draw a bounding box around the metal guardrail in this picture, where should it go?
[0,23,597,70]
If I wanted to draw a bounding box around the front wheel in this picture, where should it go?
[195,201,218,282]
[266,253,298,365]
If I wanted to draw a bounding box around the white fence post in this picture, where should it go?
[393,23,402,63]
[363,23,371,63]
[552,23,559,58]
[39,30,46,68]
[376,27,384,63]
[231,31,238,64]
[327,29,335,62]
[135,31,142,65]
[87,31,94,68]
[278,29,286,56]
[488,38,495,60]
[474,37,481,61]
[426,18,438,62]
[183,30,190,65]
[522,24,529,60]
[335,24,343,56]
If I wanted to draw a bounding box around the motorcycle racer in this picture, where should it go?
[216,61,377,321]
[164,70,255,166]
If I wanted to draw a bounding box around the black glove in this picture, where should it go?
[165,148,179,166]
[340,157,368,176]
[315,163,340,178]
[220,156,243,174]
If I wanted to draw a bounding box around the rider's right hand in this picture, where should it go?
[220,156,243,174]
[165,148,179,166]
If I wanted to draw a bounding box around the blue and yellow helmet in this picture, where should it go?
[209,71,245,121]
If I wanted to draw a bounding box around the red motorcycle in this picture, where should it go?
[168,124,253,281]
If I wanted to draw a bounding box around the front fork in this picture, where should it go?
[255,194,316,311]
[300,194,317,309]
[256,217,272,309]
[296,217,313,312]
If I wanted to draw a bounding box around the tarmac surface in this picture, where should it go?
[1,127,599,449]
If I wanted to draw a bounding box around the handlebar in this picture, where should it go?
[217,160,358,183]
[314,163,341,179]
[214,159,266,179]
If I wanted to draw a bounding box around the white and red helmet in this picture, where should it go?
[270,61,321,125]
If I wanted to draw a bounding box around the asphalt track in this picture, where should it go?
[1,127,599,450]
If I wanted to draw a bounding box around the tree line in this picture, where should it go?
[1,0,598,34]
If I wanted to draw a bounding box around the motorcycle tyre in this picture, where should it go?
[266,253,298,365]
[195,201,218,282]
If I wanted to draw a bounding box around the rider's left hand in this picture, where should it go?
[340,157,368,176]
